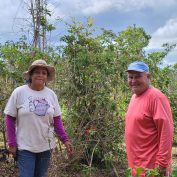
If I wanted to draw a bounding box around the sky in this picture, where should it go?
[0,0,177,65]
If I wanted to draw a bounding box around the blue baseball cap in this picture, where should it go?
[126,61,149,73]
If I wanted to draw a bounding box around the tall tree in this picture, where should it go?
[29,0,55,51]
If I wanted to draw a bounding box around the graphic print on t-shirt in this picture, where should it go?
[28,96,50,116]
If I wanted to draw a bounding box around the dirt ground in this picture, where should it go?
[0,162,124,177]
[0,161,18,177]
[0,156,125,177]
[0,147,176,177]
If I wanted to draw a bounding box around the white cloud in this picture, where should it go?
[52,0,176,16]
[146,17,177,65]
[163,51,177,65]
[0,0,177,49]
[1,0,176,32]
[148,18,177,49]
[47,2,65,20]
[153,18,177,38]
[0,1,26,33]
[0,1,17,33]
[81,1,113,15]
[125,0,176,11]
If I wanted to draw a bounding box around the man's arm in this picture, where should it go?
[153,97,174,174]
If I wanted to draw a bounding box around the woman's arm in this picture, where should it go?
[54,116,74,156]
[5,115,17,157]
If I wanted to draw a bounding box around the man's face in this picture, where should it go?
[127,71,150,95]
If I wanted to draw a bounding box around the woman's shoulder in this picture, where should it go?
[44,86,56,95]
[14,85,29,92]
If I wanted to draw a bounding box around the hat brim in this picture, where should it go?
[126,69,146,72]
[23,65,55,81]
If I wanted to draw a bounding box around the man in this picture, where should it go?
[125,61,174,177]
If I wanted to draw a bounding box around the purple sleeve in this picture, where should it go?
[5,115,17,147]
[54,116,69,143]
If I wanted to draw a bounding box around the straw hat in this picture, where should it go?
[23,59,55,81]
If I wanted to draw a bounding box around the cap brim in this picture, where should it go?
[126,69,145,72]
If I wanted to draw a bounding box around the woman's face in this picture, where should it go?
[30,67,48,85]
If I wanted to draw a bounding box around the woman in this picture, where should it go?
[4,59,74,177]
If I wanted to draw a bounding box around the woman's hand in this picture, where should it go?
[64,141,74,157]
[8,146,17,158]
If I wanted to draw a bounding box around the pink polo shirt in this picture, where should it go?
[125,86,173,176]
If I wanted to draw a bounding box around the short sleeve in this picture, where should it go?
[4,89,18,118]
[53,93,62,117]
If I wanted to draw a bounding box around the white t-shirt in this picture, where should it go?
[4,85,61,153]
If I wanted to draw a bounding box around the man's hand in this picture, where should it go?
[64,141,74,157]
[155,166,166,177]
